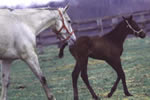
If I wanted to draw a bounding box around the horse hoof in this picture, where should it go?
[107,93,112,98]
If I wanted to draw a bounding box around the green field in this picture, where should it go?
[1,37,150,100]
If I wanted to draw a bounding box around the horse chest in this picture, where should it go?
[0,47,18,60]
[0,31,35,60]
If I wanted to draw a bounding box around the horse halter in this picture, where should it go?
[56,9,74,42]
[125,20,143,36]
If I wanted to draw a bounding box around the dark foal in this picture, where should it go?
[59,16,146,100]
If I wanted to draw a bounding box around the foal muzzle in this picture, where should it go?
[138,31,146,38]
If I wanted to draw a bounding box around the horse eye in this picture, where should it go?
[68,20,71,23]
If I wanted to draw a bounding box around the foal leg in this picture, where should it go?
[58,42,68,58]
[107,77,120,97]
[72,61,81,100]
[21,50,55,100]
[119,68,132,96]
[1,60,12,100]
[80,58,99,100]
[106,59,132,97]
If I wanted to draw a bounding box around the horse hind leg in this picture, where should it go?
[80,58,99,100]
[1,60,12,100]
[21,50,56,100]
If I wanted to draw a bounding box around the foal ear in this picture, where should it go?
[122,16,126,20]
[129,15,133,20]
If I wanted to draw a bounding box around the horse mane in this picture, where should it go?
[0,7,58,12]
[35,7,57,10]
[0,7,57,16]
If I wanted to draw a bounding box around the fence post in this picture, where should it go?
[112,17,118,28]
[96,18,103,35]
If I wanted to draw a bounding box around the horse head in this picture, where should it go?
[52,5,76,45]
[122,15,146,38]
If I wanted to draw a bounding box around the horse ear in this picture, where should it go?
[64,4,69,12]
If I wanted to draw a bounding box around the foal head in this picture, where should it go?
[52,5,76,45]
[122,15,146,38]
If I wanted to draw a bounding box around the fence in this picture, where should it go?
[37,10,150,46]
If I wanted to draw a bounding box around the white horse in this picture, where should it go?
[0,6,76,100]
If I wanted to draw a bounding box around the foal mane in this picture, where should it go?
[103,19,126,37]
[102,18,128,45]
[111,19,125,33]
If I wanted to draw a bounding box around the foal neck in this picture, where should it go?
[104,21,129,47]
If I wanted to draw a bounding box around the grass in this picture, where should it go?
[1,37,150,100]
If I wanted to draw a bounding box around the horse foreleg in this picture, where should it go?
[80,58,99,100]
[1,60,12,100]
[22,51,55,100]
[72,61,81,100]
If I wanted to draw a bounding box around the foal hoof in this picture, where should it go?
[48,95,56,100]
[125,92,133,96]
[58,53,64,58]
[93,96,100,100]
[107,93,112,98]
[74,96,79,100]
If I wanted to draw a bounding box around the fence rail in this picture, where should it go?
[37,10,150,46]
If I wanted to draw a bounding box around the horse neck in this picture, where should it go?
[104,23,128,47]
[21,9,58,36]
